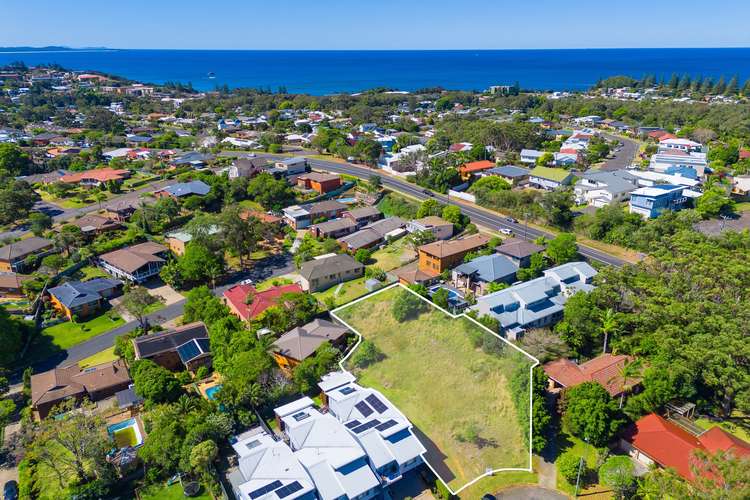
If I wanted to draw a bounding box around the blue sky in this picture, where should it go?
[4,0,750,50]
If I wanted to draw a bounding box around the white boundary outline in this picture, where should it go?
[330,282,540,496]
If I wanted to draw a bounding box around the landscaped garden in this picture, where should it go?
[334,285,535,493]
[138,482,212,500]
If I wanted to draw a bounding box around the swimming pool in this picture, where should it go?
[108,418,143,449]
[205,384,223,401]
[336,197,357,204]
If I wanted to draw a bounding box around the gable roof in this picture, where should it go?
[158,180,211,197]
[487,165,530,178]
[132,321,209,359]
[0,237,53,261]
[496,237,545,259]
[529,165,574,183]
[48,278,122,309]
[223,283,303,321]
[543,353,638,397]
[344,206,381,221]
[299,254,364,282]
[273,319,348,362]
[69,214,122,232]
[459,160,495,174]
[419,233,489,258]
[99,242,167,274]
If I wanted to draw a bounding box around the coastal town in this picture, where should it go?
[0,62,747,500]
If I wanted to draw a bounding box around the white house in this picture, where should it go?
[574,170,638,207]
[520,149,545,164]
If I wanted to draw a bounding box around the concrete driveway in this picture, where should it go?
[144,281,184,305]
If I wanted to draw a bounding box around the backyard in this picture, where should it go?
[138,482,212,500]
[334,285,535,493]
[369,237,417,271]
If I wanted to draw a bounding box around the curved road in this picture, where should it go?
[302,157,626,267]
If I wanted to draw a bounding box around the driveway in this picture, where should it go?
[143,280,184,306]
[496,486,567,500]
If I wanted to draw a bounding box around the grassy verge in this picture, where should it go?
[41,313,125,350]
[336,286,533,490]
[78,346,118,368]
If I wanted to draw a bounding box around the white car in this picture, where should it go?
[500,228,513,236]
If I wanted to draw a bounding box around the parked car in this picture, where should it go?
[3,480,18,500]
[505,217,518,223]
[500,228,513,235]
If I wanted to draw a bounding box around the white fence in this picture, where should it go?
[448,189,476,203]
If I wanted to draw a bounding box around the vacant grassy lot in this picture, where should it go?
[42,314,125,350]
[335,285,532,492]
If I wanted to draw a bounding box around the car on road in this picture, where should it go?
[505,217,518,223]
[4,480,18,500]
[347,156,356,162]
[422,189,433,196]
[500,228,513,235]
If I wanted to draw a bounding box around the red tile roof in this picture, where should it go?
[61,168,130,184]
[623,414,750,482]
[459,160,496,174]
[543,353,638,396]
[740,149,750,160]
[223,283,302,321]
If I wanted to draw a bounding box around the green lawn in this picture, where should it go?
[369,238,417,271]
[695,415,750,443]
[73,265,111,281]
[41,314,125,350]
[555,428,609,496]
[254,276,295,291]
[314,276,371,309]
[78,346,118,368]
[734,201,750,212]
[335,285,533,491]
[139,482,212,500]
[143,300,167,315]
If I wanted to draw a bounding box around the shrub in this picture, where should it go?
[392,289,426,322]
[558,450,584,484]
[351,340,385,368]
[599,455,636,499]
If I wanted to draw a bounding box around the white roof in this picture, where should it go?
[318,371,356,393]
[274,397,315,419]
[659,137,701,147]
[629,170,701,187]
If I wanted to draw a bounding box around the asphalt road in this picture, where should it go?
[598,133,639,171]
[302,157,627,268]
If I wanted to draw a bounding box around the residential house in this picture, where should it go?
[30,359,132,419]
[98,242,169,283]
[649,152,707,179]
[273,398,381,500]
[417,233,490,277]
[103,199,139,221]
[620,413,750,482]
[275,157,309,176]
[629,185,689,219]
[48,278,122,320]
[0,237,55,273]
[283,200,348,230]
[154,180,211,199]
[495,238,545,268]
[0,273,31,298]
[406,216,453,240]
[574,170,638,207]
[60,168,131,187]
[296,172,342,194]
[659,137,704,154]
[481,165,530,186]
[223,283,303,322]
[320,372,426,485]
[453,253,518,295]
[228,427,318,500]
[69,214,122,236]
[165,225,220,256]
[458,160,496,181]
[272,319,349,372]
[228,157,269,179]
[543,353,640,398]
[528,166,574,190]
[337,217,406,252]
[132,322,211,372]
[310,218,357,240]
[343,207,382,229]
[172,151,215,169]
[299,253,364,292]
[520,149,545,164]
[472,261,597,339]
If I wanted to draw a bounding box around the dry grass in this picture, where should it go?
[336,286,533,491]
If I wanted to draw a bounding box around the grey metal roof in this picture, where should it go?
[48,278,122,309]
[454,253,518,283]
[0,237,53,261]
[160,180,211,197]
[486,165,530,178]
[577,170,637,195]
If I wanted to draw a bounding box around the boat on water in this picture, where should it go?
[207,71,215,79]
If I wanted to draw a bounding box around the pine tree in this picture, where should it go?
[712,75,726,95]
[701,77,713,93]
[725,75,738,95]
[691,75,703,92]
[644,74,656,87]
[678,74,691,91]
[667,73,680,89]
[742,79,750,96]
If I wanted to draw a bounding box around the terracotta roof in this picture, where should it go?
[459,160,495,174]
[61,168,130,184]
[699,426,750,458]
[419,234,489,258]
[392,261,439,284]
[223,283,303,321]
[543,353,639,396]
[739,149,750,160]
[99,242,167,274]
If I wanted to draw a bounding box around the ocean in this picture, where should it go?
[1,48,749,95]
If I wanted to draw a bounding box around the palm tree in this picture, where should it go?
[599,308,619,354]
[175,394,198,414]
[611,358,643,409]
[94,191,107,210]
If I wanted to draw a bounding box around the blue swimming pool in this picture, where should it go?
[336,197,357,204]
[205,384,223,401]
[107,418,143,448]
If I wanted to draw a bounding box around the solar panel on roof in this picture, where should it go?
[376,419,397,432]
[177,339,201,363]
[345,420,361,429]
[292,411,310,422]
[353,419,381,434]
[275,481,303,499]
[249,480,283,499]
[354,401,373,417]
[339,386,356,395]
[196,337,210,352]
[365,394,388,413]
